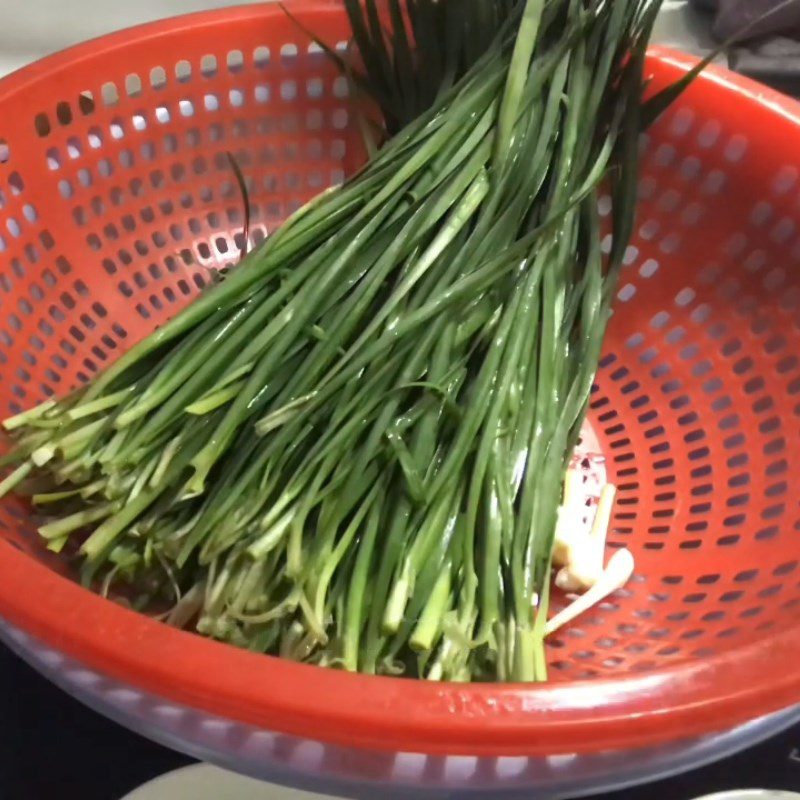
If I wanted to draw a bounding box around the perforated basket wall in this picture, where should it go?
[0,3,797,760]
[0,4,363,571]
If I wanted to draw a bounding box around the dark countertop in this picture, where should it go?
[2,642,799,800]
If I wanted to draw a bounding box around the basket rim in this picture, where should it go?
[0,3,799,757]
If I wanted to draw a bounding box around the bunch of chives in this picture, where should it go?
[0,0,677,681]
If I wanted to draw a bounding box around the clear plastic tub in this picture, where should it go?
[3,617,799,799]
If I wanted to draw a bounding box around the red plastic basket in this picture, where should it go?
[0,2,798,762]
